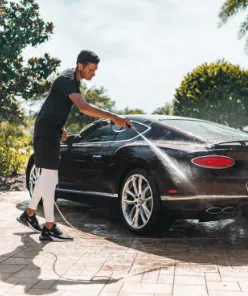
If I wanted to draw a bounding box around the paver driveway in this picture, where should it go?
[1,191,248,296]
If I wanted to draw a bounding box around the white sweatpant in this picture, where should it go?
[29,169,58,222]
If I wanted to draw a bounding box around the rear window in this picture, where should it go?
[160,119,248,143]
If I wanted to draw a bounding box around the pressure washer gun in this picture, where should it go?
[126,118,137,132]
[111,118,137,134]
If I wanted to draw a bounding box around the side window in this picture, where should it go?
[112,122,149,142]
[79,121,115,142]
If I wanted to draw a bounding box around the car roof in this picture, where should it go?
[126,114,203,122]
[94,114,202,124]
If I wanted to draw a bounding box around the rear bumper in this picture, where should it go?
[161,195,248,220]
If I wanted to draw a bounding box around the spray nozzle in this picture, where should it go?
[128,120,137,132]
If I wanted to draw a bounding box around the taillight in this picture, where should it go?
[191,155,234,169]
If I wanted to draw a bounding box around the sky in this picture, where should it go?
[23,0,248,113]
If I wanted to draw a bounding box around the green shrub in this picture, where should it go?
[0,123,32,176]
[173,60,248,130]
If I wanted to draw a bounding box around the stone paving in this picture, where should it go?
[1,191,248,295]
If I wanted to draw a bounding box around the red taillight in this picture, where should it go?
[191,156,234,169]
[168,189,177,194]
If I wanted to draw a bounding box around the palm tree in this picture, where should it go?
[219,0,248,52]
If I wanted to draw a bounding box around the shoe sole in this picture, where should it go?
[16,217,42,233]
[39,235,73,242]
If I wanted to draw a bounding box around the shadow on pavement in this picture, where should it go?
[1,232,120,295]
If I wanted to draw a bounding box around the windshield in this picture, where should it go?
[160,119,248,143]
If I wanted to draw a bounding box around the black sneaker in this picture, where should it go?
[17,211,42,233]
[39,224,73,241]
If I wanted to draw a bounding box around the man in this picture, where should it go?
[17,50,134,241]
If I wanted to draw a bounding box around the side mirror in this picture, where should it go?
[63,135,79,147]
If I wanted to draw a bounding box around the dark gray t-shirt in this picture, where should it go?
[34,68,80,139]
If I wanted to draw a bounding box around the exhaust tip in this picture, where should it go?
[222,206,236,214]
[206,206,237,215]
[206,207,222,215]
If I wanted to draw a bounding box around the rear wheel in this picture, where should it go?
[119,168,173,235]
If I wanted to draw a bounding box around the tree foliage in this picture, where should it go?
[152,103,173,115]
[117,107,145,115]
[173,60,248,129]
[0,0,60,122]
[219,0,248,52]
[0,122,32,176]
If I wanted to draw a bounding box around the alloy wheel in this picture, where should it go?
[121,174,153,229]
[29,165,41,196]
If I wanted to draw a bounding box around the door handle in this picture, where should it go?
[92,154,103,159]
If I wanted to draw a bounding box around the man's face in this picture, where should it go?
[78,63,98,80]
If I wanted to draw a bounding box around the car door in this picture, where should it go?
[58,135,78,187]
[69,120,116,193]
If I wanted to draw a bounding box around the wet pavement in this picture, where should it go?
[1,191,248,295]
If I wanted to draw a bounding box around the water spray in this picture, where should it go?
[113,121,196,191]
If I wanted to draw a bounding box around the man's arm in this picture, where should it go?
[69,93,134,129]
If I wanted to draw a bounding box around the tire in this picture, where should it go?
[119,168,173,235]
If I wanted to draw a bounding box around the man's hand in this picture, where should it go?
[112,115,136,131]
[61,127,68,143]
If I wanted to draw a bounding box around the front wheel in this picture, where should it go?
[27,161,58,204]
[119,168,173,235]
[28,162,42,198]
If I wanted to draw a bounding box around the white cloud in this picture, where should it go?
[23,0,248,112]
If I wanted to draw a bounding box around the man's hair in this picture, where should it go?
[76,50,100,66]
